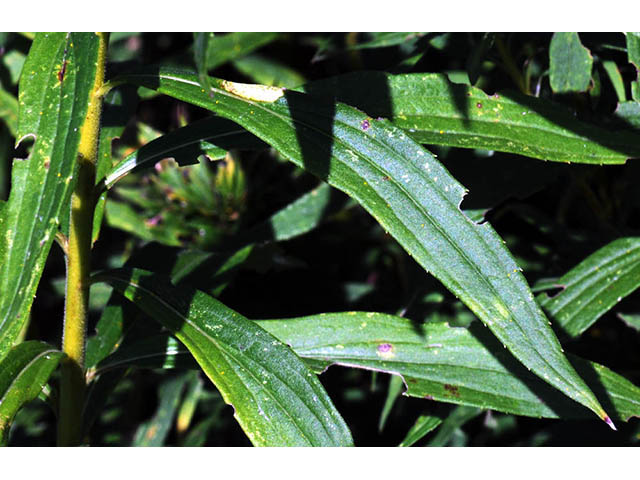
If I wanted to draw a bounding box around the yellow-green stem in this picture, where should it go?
[58,32,109,447]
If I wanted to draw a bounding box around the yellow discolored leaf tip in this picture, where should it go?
[220,80,285,103]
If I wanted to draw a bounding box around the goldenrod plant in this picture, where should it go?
[1,32,639,446]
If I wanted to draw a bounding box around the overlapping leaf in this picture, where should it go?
[0,33,100,360]
[116,67,613,424]
[549,33,593,93]
[95,267,354,447]
[91,312,640,423]
[0,341,64,445]
[296,71,640,164]
[256,313,640,422]
[538,237,640,338]
[103,116,263,189]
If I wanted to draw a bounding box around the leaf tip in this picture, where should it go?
[604,415,617,431]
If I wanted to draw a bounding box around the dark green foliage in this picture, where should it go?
[1,32,639,447]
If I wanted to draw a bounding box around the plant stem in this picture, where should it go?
[57,32,109,447]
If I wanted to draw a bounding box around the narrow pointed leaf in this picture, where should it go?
[538,237,640,338]
[0,33,100,360]
[95,267,354,447]
[0,341,64,445]
[206,32,279,71]
[427,405,483,446]
[117,67,612,423]
[619,313,640,332]
[399,414,442,447]
[104,116,263,189]
[378,374,403,432]
[255,313,640,423]
[238,182,333,245]
[296,71,640,164]
[549,33,593,93]
[602,60,626,103]
[92,85,139,244]
[96,333,197,373]
[193,32,214,93]
[132,373,190,447]
[232,54,305,88]
[95,311,640,423]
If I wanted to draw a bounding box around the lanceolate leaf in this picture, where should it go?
[0,341,64,445]
[399,414,443,447]
[132,372,190,447]
[99,312,640,423]
[206,32,279,71]
[95,268,354,447]
[0,33,100,360]
[426,405,483,446]
[117,67,613,425]
[103,116,263,189]
[255,313,640,423]
[92,85,139,244]
[232,54,306,88]
[296,71,640,164]
[538,237,640,338]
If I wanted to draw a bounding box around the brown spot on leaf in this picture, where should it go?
[58,60,67,83]
[444,384,460,397]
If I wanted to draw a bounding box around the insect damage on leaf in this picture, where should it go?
[220,80,285,102]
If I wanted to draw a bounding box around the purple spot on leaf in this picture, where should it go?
[377,343,392,353]
[361,119,370,131]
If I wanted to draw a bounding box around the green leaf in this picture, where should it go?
[1,49,26,87]
[132,372,190,446]
[618,313,640,332]
[538,238,640,338]
[238,182,333,245]
[426,405,482,446]
[117,67,613,424]
[96,333,196,373]
[206,32,279,71]
[194,32,214,94]
[232,54,305,89]
[549,33,593,93]
[255,313,640,423]
[602,60,627,103]
[378,374,403,432]
[176,372,204,435]
[95,268,354,447]
[0,341,64,445]
[104,199,183,246]
[103,116,264,189]
[92,85,139,244]
[299,71,640,164]
[0,87,18,137]
[89,311,640,423]
[626,32,640,70]
[349,32,426,50]
[626,33,640,102]
[614,101,640,129]
[0,33,100,360]
[398,414,442,447]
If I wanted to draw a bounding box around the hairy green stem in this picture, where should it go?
[58,32,109,447]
